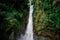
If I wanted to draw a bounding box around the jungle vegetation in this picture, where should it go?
[0,0,60,40]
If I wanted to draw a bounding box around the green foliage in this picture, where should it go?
[39,0,60,32]
[0,0,28,38]
[33,0,60,33]
[0,3,22,27]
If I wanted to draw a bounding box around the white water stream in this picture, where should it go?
[18,0,34,40]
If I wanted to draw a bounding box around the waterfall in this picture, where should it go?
[18,0,34,40]
[25,5,34,40]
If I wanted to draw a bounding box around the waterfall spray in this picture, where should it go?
[18,0,34,40]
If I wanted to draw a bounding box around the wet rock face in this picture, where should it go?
[38,36,51,40]
[33,30,60,40]
[34,35,51,40]
[34,34,60,40]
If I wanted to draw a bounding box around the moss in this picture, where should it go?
[33,0,60,34]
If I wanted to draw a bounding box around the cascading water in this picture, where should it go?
[18,0,34,40]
